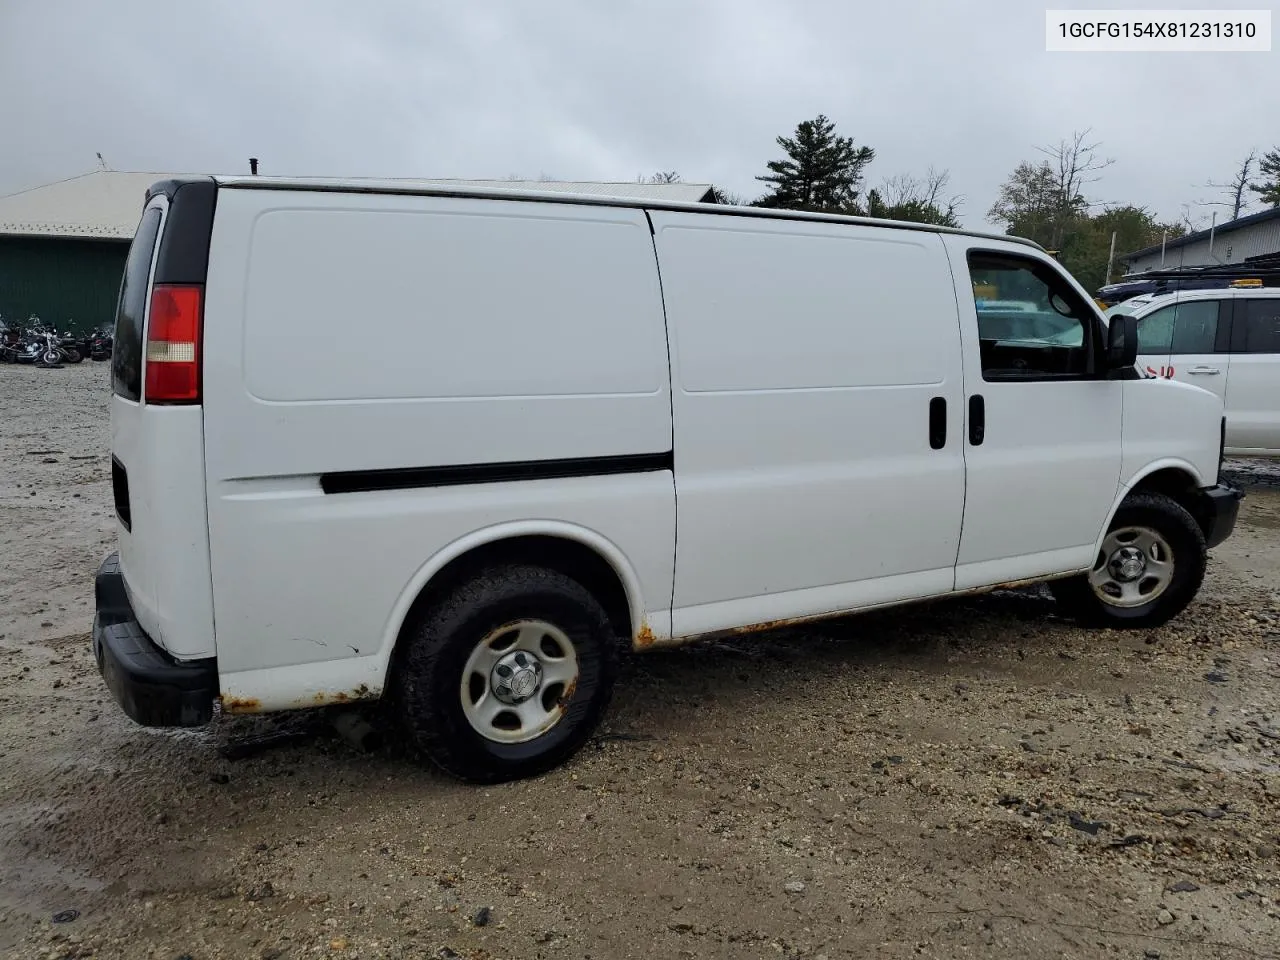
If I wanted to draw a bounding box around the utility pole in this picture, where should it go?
[1104,230,1118,285]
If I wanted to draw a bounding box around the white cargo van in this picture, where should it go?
[93,177,1242,783]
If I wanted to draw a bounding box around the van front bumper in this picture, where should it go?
[1199,482,1243,549]
[92,552,218,727]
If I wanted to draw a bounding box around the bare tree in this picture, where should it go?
[873,167,963,224]
[1178,202,1209,234]
[879,167,962,210]
[640,171,682,184]
[1033,128,1114,248]
[1197,151,1257,221]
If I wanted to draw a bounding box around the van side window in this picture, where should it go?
[967,253,1093,382]
[1241,299,1280,353]
[1136,305,1175,354]
[113,207,163,402]
[1169,301,1220,354]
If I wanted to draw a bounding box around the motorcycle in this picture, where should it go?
[88,326,114,360]
[56,328,85,363]
[0,324,42,364]
[36,331,68,367]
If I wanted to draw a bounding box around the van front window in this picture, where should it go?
[968,252,1094,381]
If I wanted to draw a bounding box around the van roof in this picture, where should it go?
[200,175,1045,251]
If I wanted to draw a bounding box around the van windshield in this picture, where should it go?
[112,207,162,402]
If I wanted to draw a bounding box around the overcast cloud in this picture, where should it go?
[1,0,1276,229]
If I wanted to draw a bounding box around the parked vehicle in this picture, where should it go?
[56,328,85,363]
[1096,256,1280,307]
[93,176,1241,783]
[35,330,69,366]
[88,326,114,360]
[1105,286,1280,457]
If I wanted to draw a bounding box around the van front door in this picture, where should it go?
[946,240,1123,590]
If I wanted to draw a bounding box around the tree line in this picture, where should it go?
[642,115,1280,294]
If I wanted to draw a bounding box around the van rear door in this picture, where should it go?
[109,180,217,660]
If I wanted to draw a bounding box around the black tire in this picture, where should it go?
[391,565,619,783]
[63,348,82,363]
[1049,491,1206,629]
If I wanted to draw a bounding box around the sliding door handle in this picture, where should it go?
[1187,366,1220,375]
[929,397,947,449]
[968,395,985,446]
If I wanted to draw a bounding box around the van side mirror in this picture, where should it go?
[1106,314,1138,370]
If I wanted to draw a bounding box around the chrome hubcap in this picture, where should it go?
[460,620,579,744]
[490,650,543,705]
[1090,526,1175,608]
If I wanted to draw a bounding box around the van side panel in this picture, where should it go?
[201,190,675,692]
[650,212,968,637]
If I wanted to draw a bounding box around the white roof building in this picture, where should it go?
[0,171,717,241]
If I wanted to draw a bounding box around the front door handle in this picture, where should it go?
[968,395,985,446]
[1187,366,1221,375]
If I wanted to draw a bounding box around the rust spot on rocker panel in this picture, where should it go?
[634,620,656,648]
[220,685,379,714]
[304,684,376,709]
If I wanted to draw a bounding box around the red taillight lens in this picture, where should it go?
[144,284,202,403]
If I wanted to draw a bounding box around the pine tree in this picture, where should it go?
[753,114,875,213]
[1249,147,1280,208]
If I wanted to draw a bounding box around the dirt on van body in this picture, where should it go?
[1,362,1278,960]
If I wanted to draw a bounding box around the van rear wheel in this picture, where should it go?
[392,565,618,783]
[1049,492,1206,629]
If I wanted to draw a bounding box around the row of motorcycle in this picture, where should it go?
[0,315,114,367]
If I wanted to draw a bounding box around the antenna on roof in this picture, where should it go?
[249,157,259,175]
[95,152,109,171]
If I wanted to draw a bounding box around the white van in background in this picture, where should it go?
[1106,286,1280,457]
[93,177,1241,783]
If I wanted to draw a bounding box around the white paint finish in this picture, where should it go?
[660,218,955,392]
[650,211,967,633]
[1224,353,1280,454]
[201,188,678,694]
[242,205,665,402]
[109,196,217,660]
[672,567,954,638]
[950,547,1092,590]
[205,473,675,678]
[202,189,672,480]
[115,406,217,658]
[943,235,1124,590]
[219,656,386,712]
[1119,380,1222,489]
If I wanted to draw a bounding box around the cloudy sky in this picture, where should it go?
[1,0,1275,229]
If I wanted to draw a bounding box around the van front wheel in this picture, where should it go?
[1049,492,1206,629]
[392,565,618,783]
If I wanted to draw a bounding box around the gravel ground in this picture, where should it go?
[1,362,1278,960]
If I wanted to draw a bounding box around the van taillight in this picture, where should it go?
[144,284,202,403]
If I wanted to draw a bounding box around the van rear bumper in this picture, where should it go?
[92,552,218,727]
[1198,482,1243,549]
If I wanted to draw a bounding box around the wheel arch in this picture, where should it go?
[377,521,648,685]
[1094,459,1211,555]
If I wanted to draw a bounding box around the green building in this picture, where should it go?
[0,171,171,333]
